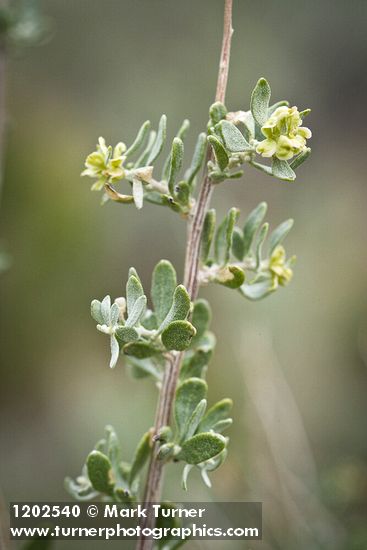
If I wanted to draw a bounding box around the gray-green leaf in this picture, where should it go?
[115,326,139,345]
[201,208,216,263]
[105,425,120,467]
[250,77,271,127]
[158,285,191,333]
[209,101,227,125]
[215,207,239,264]
[232,227,245,260]
[126,275,144,317]
[289,147,311,170]
[110,335,120,369]
[191,299,211,344]
[198,398,233,432]
[125,120,151,158]
[134,130,156,168]
[147,114,167,165]
[180,349,211,381]
[217,120,250,152]
[272,158,296,181]
[185,399,207,440]
[151,260,177,325]
[123,341,158,359]
[129,431,151,485]
[101,295,111,324]
[91,299,104,324]
[255,222,269,269]
[185,132,207,187]
[208,135,229,171]
[126,356,161,380]
[178,432,226,465]
[168,137,184,195]
[243,201,268,257]
[125,294,147,327]
[175,377,208,440]
[249,160,273,176]
[87,451,114,495]
[268,219,294,254]
[212,418,233,433]
[162,320,196,351]
[239,274,274,300]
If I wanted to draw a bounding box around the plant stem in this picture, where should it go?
[137,2,233,548]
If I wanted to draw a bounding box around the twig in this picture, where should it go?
[136,2,233,549]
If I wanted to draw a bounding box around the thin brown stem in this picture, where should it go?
[136,2,233,548]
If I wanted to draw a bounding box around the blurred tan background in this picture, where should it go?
[1,1,367,548]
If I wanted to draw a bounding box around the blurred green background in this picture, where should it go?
[1,1,367,549]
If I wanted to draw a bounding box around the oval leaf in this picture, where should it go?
[209,101,227,125]
[272,158,296,181]
[175,377,208,440]
[151,260,177,326]
[91,300,104,324]
[243,202,268,257]
[158,285,191,333]
[161,320,196,351]
[217,120,250,152]
[115,326,139,345]
[208,135,229,171]
[250,77,271,127]
[87,451,114,495]
[126,275,144,317]
[125,294,147,327]
[178,432,226,465]
[123,341,158,359]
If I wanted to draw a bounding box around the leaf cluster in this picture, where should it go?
[200,201,295,300]
[65,425,151,504]
[0,0,51,48]
[156,375,232,490]
[206,78,311,183]
[91,261,197,369]
[100,116,207,215]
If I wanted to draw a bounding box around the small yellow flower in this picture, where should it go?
[256,106,311,161]
[81,137,126,190]
[269,245,295,289]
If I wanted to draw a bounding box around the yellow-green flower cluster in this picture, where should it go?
[256,106,311,161]
[81,137,126,190]
[269,245,295,289]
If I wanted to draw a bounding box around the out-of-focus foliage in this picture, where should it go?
[0,0,51,49]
